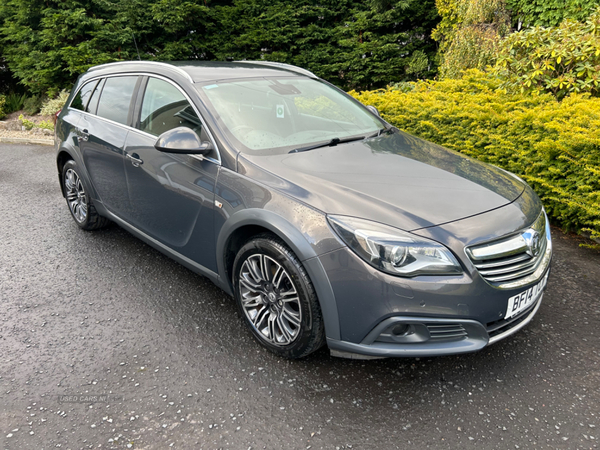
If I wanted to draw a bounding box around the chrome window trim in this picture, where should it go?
[68,72,222,166]
[87,61,194,83]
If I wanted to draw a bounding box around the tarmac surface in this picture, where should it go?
[1,144,599,449]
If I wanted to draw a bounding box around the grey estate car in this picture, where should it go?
[55,61,552,359]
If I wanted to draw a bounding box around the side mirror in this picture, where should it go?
[154,127,213,155]
[366,105,380,117]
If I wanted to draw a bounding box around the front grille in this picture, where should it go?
[471,239,547,283]
[426,323,468,341]
[466,212,548,285]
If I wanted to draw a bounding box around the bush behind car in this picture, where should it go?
[350,69,600,241]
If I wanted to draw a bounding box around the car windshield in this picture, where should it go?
[195,77,384,155]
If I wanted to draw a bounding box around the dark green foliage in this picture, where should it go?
[0,0,440,94]
[507,0,600,28]
[0,0,152,95]
[211,0,440,90]
[23,96,42,115]
[4,92,26,113]
[0,57,19,94]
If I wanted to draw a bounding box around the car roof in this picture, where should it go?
[86,60,318,83]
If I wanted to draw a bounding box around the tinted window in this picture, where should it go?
[139,78,201,136]
[70,80,99,111]
[96,76,138,125]
[86,78,105,115]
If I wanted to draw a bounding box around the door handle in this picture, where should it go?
[126,153,144,167]
[77,128,89,142]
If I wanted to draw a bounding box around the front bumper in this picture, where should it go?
[327,292,545,359]
[320,209,552,359]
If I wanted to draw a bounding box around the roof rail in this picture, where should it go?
[234,61,317,79]
[87,61,193,83]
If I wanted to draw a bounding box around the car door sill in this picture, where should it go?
[105,210,221,285]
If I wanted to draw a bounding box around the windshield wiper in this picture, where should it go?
[289,135,366,154]
[366,124,395,139]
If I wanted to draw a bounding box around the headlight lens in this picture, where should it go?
[327,215,463,277]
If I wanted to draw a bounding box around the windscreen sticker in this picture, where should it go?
[276,104,285,118]
[203,84,219,90]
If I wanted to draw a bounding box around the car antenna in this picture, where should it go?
[132,33,141,61]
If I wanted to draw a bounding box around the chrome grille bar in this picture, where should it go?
[477,258,536,276]
[472,253,531,269]
[465,211,551,288]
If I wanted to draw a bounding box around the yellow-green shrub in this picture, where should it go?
[350,70,600,239]
[18,114,54,131]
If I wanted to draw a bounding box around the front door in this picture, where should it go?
[122,77,219,272]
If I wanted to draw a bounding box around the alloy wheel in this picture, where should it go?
[64,168,88,223]
[238,254,302,346]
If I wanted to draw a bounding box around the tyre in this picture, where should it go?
[232,234,325,359]
[62,160,109,230]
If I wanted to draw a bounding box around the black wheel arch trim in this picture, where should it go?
[56,146,100,203]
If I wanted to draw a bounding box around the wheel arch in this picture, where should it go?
[56,150,75,197]
[216,209,341,340]
[56,145,99,203]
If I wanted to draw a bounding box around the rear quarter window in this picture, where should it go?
[70,80,99,112]
[86,78,105,115]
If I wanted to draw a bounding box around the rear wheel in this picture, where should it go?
[232,234,325,359]
[62,160,109,230]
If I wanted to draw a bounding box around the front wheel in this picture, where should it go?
[232,234,325,359]
[62,160,109,230]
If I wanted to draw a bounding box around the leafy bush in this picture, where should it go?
[40,90,70,116]
[18,114,54,131]
[23,96,42,115]
[4,92,26,113]
[37,120,54,131]
[507,0,600,28]
[0,95,5,119]
[496,7,600,99]
[432,0,510,78]
[350,70,600,239]
[18,114,35,130]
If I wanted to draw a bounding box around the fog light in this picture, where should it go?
[391,324,411,336]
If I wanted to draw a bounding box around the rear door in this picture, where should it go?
[122,76,220,272]
[79,76,140,216]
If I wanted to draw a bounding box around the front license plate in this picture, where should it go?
[505,272,549,319]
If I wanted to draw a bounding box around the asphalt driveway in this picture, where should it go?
[1,144,599,449]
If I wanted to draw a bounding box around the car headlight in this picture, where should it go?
[327,215,463,277]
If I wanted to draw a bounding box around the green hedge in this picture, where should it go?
[350,70,600,239]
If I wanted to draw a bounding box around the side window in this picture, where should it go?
[96,76,138,125]
[86,78,105,115]
[139,77,202,137]
[70,80,99,111]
